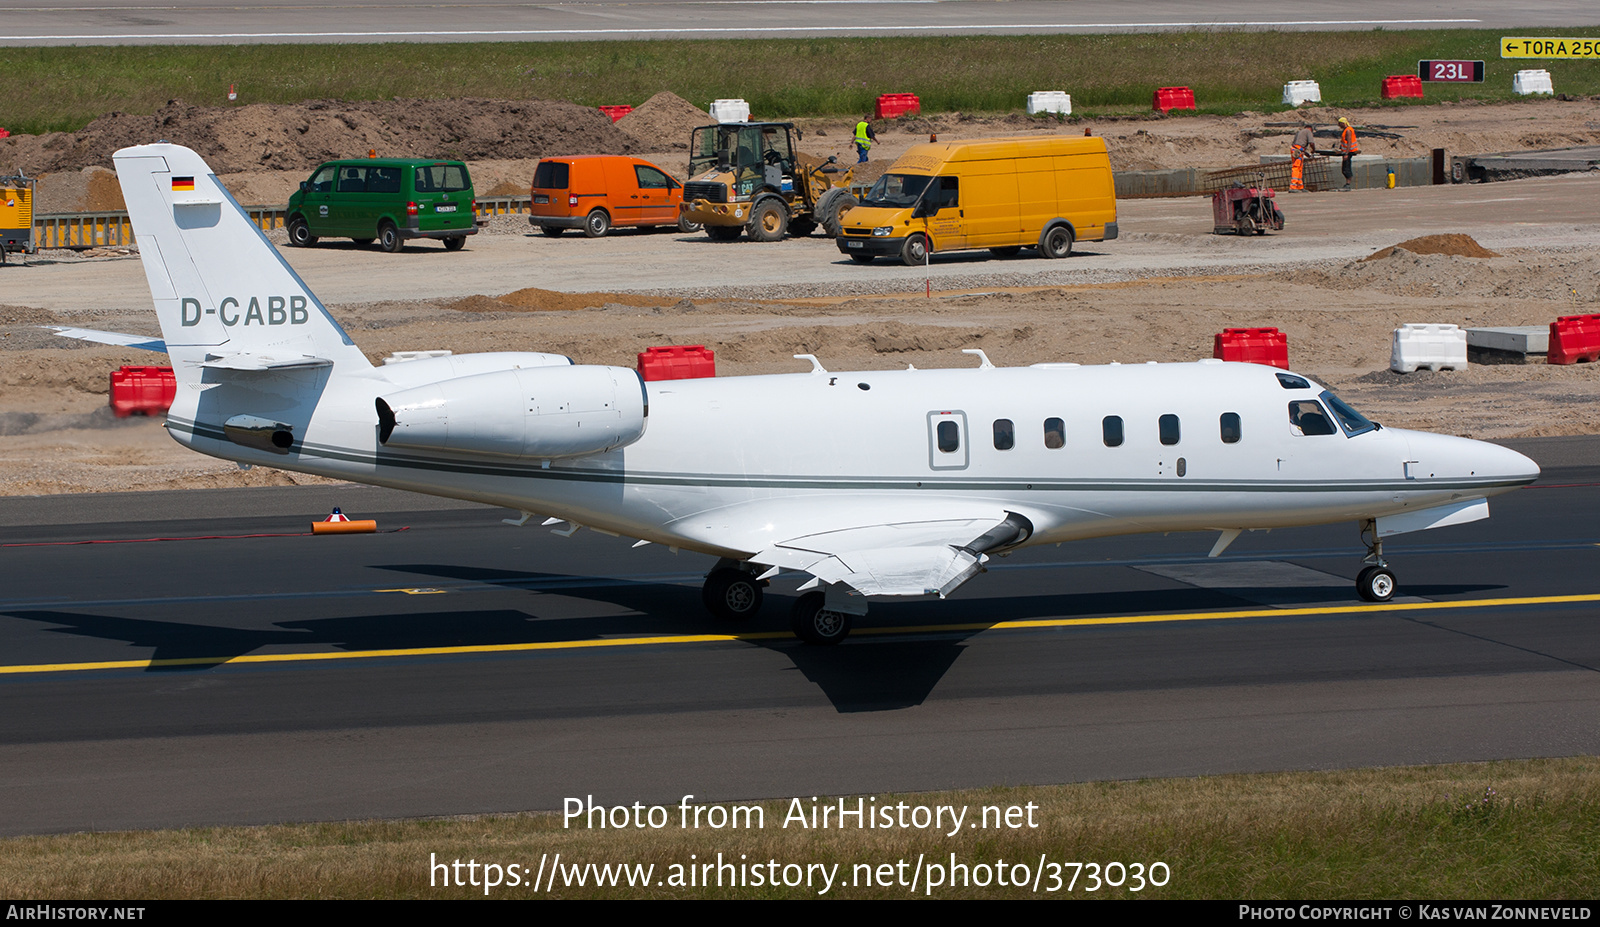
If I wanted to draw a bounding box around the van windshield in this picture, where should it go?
[414,164,471,193]
[862,173,932,208]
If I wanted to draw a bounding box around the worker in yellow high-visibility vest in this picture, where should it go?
[854,117,876,163]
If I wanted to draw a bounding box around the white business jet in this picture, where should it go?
[56,144,1539,644]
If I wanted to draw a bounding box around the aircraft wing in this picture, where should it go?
[48,326,167,353]
[748,513,1028,598]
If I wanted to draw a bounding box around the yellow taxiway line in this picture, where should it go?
[4,592,1598,677]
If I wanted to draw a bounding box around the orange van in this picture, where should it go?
[528,155,699,238]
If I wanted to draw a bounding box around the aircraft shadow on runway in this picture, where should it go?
[2,566,1503,714]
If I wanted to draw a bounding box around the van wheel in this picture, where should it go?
[899,233,928,267]
[583,209,610,238]
[1039,224,1073,259]
[677,214,703,234]
[288,217,318,247]
[378,222,402,253]
[540,226,565,238]
[990,246,1022,257]
[443,236,466,251]
[749,200,788,242]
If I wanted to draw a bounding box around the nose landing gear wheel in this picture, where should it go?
[790,591,850,645]
[1356,565,1396,602]
[701,568,766,621]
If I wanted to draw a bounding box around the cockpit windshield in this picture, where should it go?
[1320,389,1377,436]
[862,173,932,208]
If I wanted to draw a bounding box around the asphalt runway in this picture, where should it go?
[0,436,1596,835]
[1,0,1594,46]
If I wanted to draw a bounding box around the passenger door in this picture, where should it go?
[919,177,965,251]
[633,164,677,225]
[329,164,369,236]
[927,410,969,470]
[301,166,337,235]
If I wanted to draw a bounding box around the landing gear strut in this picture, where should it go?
[701,561,767,621]
[1356,519,1397,602]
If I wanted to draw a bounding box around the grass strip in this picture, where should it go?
[1,756,1595,898]
[4,29,1598,135]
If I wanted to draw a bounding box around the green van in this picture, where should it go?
[287,158,478,252]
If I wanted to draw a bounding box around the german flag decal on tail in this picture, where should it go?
[171,176,195,191]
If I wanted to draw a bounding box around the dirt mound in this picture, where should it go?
[7,98,643,175]
[447,288,675,313]
[1363,234,1501,262]
[615,92,713,153]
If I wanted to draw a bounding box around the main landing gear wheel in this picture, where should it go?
[701,569,766,621]
[790,591,850,645]
[1356,565,1396,602]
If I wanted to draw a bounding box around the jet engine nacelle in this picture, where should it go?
[376,365,647,459]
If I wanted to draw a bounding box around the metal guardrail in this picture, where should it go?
[31,196,534,249]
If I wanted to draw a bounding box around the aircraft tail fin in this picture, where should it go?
[112,143,370,376]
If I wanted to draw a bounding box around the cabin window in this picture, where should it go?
[1220,412,1242,444]
[307,167,335,193]
[993,419,1014,450]
[336,166,368,193]
[1044,417,1065,449]
[1102,416,1124,447]
[533,160,570,190]
[1159,414,1180,446]
[937,420,961,453]
[635,165,671,189]
[367,167,401,194]
[1288,400,1337,436]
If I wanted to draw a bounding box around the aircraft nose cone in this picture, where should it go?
[1489,442,1541,485]
[1401,432,1540,486]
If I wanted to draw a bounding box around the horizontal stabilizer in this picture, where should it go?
[49,326,167,353]
[200,353,334,371]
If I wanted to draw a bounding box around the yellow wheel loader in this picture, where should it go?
[680,122,858,242]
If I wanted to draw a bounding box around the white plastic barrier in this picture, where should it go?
[1026,91,1072,115]
[1391,323,1468,373]
[1513,69,1554,95]
[711,99,751,122]
[1282,80,1322,106]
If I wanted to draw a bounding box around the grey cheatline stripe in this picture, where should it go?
[0,19,1482,41]
[168,417,1530,495]
[1137,561,1429,608]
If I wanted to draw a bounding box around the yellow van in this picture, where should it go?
[836,135,1117,266]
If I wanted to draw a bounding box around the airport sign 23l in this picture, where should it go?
[1501,37,1600,59]
[1418,60,1484,82]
